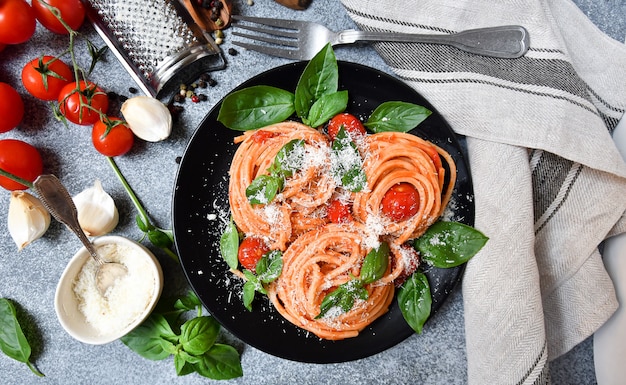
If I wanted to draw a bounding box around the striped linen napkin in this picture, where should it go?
[339,0,626,383]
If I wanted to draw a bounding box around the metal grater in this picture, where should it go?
[82,0,225,98]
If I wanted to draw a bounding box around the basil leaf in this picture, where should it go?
[0,299,43,377]
[330,127,366,192]
[414,221,488,268]
[315,280,367,319]
[135,214,152,232]
[295,43,338,120]
[305,90,348,127]
[267,139,305,179]
[148,228,173,248]
[121,313,178,360]
[360,242,390,284]
[245,175,283,205]
[219,218,240,269]
[242,280,257,311]
[256,250,283,284]
[174,290,202,312]
[180,316,220,356]
[193,343,243,380]
[365,101,432,133]
[217,85,295,131]
[174,352,194,376]
[397,272,432,334]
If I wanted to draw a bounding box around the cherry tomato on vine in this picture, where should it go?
[0,82,24,133]
[31,0,85,34]
[0,139,44,191]
[238,237,269,272]
[91,118,134,157]
[0,0,36,44]
[58,80,109,125]
[327,198,353,223]
[22,56,74,101]
[381,182,420,222]
[326,112,366,141]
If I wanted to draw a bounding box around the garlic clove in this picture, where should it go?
[120,96,172,142]
[73,180,119,237]
[8,191,51,251]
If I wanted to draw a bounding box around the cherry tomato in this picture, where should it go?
[326,113,366,141]
[91,118,135,157]
[0,139,44,190]
[58,80,109,125]
[326,198,353,223]
[238,237,269,272]
[381,182,420,222]
[22,56,74,101]
[0,82,24,133]
[31,0,85,34]
[0,0,36,44]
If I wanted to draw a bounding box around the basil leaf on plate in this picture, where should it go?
[316,279,368,319]
[256,250,283,284]
[0,298,43,377]
[267,139,305,179]
[414,221,488,268]
[219,218,240,270]
[295,43,338,120]
[365,101,432,133]
[330,126,367,192]
[217,85,295,131]
[304,90,348,127]
[360,242,390,284]
[245,174,283,205]
[397,271,432,334]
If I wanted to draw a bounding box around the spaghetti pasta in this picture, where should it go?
[227,120,456,340]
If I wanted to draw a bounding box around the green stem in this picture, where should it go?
[26,361,45,377]
[0,168,34,189]
[106,157,179,263]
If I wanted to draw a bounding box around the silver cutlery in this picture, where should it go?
[232,15,530,60]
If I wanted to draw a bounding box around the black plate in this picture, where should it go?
[172,61,474,363]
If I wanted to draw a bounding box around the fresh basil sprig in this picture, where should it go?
[246,139,304,205]
[219,218,240,269]
[242,250,283,311]
[121,291,243,380]
[365,101,432,133]
[330,126,367,192]
[0,298,44,377]
[217,85,295,131]
[316,242,389,318]
[414,221,488,268]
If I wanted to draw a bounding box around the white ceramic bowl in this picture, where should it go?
[55,235,163,344]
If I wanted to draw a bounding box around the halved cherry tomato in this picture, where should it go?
[22,56,74,100]
[31,0,85,34]
[0,139,44,190]
[327,198,353,223]
[238,237,269,272]
[58,80,109,125]
[381,182,420,222]
[92,118,134,157]
[0,82,24,133]
[0,0,36,44]
[326,112,366,141]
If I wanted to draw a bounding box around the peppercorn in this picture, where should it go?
[198,94,207,101]
[191,95,200,103]
[173,94,184,103]
[107,91,119,101]
[128,87,138,94]
[228,47,238,56]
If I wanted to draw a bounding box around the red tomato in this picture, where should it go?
[326,113,366,141]
[22,56,74,100]
[327,198,352,223]
[58,81,109,125]
[0,43,5,52]
[238,237,269,272]
[0,0,36,44]
[0,82,24,133]
[0,139,44,190]
[91,118,135,157]
[31,0,85,34]
[381,182,420,222]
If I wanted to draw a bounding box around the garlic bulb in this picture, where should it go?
[73,180,119,236]
[8,191,51,251]
[120,96,172,142]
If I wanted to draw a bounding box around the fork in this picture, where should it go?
[232,15,530,60]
